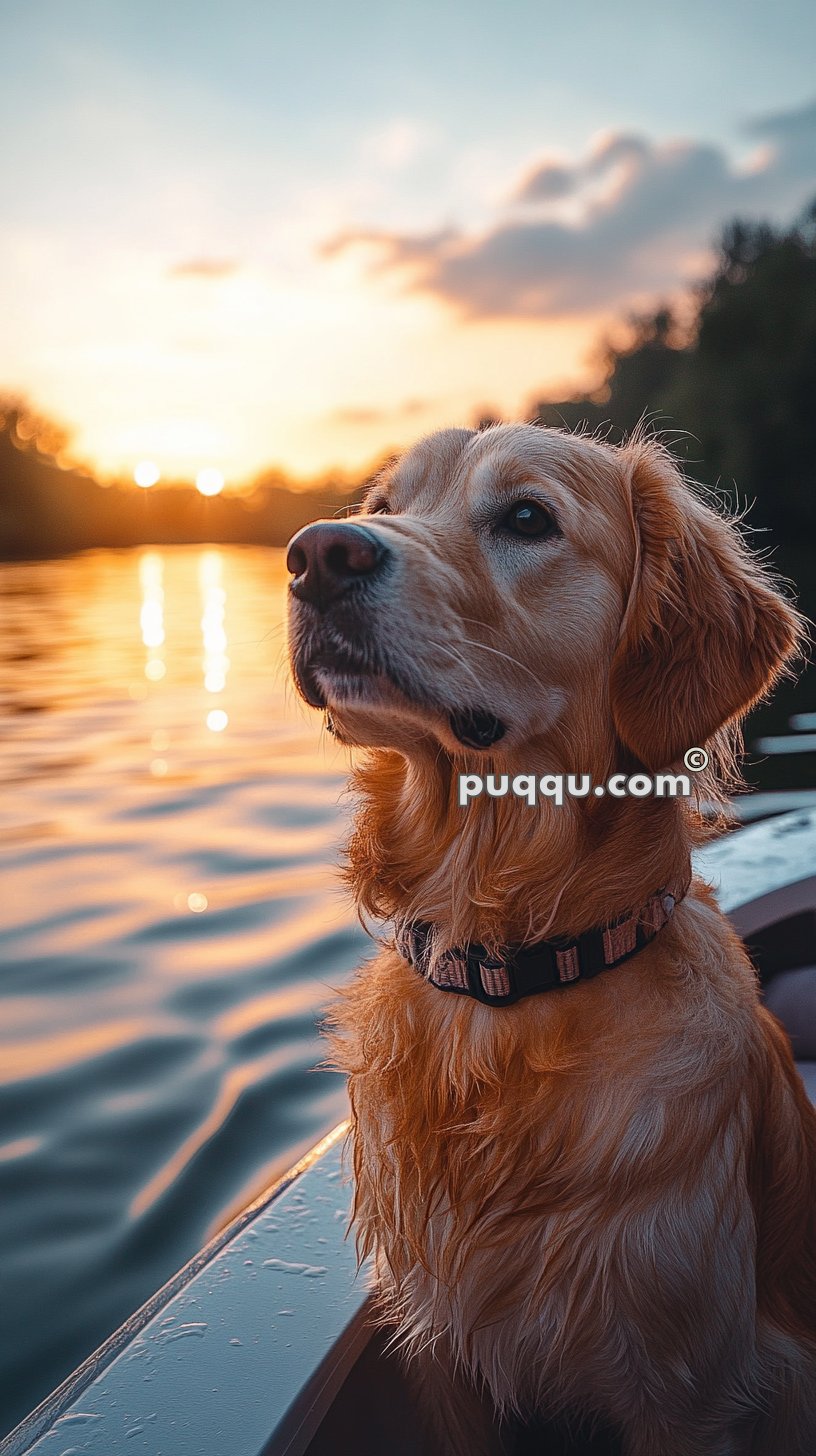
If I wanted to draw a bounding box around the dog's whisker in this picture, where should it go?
[456,637,541,683]
[458,614,493,630]
[425,638,483,692]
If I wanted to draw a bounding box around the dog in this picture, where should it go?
[286,424,816,1455]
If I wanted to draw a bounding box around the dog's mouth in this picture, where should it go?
[295,642,379,709]
[293,639,506,749]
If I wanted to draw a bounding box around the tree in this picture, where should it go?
[534,199,816,540]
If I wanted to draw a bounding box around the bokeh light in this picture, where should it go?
[196,467,225,497]
[134,460,160,488]
[206,709,229,732]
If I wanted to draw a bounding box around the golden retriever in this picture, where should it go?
[286,424,816,1455]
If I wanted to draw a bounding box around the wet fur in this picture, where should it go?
[290,426,816,1454]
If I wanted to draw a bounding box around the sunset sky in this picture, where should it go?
[3,0,816,486]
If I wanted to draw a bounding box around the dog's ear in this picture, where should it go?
[609,439,803,772]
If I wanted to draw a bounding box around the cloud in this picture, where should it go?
[514,135,651,205]
[747,96,816,177]
[514,161,576,204]
[323,99,816,321]
[167,258,240,280]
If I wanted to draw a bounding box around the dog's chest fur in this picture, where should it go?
[329,903,764,1422]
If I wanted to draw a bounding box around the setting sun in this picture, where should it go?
[134,460,160,488]
[196,467,225,497]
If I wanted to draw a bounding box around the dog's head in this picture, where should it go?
[287,424,803,773]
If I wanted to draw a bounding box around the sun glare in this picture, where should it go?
[196,467,225,497]
[134,460,161,488]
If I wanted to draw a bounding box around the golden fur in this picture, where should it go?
[287,424,816,1454]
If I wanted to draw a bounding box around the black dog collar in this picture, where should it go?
[393,872,691,1007]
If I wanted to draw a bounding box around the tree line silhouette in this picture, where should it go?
[0,402,363,559]
[2,200,814,610]
[536,202,816,548]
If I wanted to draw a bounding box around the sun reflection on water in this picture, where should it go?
[0,544,361,1439]
[199,550,230,718]
[139,551,166,682]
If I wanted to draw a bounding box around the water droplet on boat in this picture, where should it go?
[262,1258,327,1277]
[156,1321,207,1343]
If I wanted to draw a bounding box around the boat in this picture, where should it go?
[2,806,815,1456]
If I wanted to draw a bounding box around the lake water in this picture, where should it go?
[0,545,369,1439]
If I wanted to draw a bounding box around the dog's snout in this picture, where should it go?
[286,522,389,608]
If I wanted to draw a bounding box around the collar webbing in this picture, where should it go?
[393,871,691,1007]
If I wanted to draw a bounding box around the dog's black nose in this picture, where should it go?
[286,522,388,608]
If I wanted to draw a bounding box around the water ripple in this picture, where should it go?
[0,546,368,1439]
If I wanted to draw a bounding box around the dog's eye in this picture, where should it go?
[500,500,558,539]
